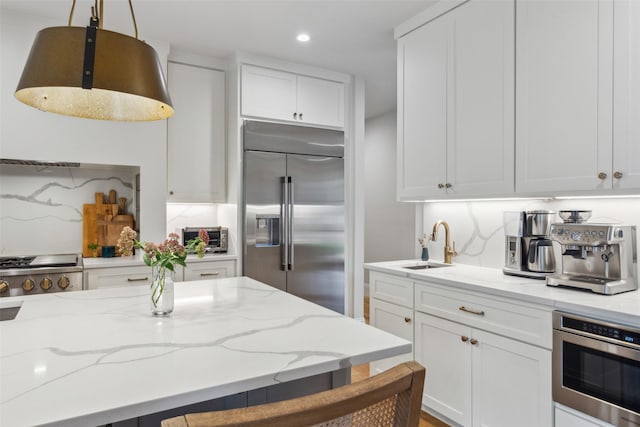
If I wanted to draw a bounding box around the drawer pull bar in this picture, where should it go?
[459,306,485,316]
[127,277,148,282]
[200,272,220,277]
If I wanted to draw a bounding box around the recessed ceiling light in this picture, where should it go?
[297,33,310,42]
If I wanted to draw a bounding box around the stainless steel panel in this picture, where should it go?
[244,120,344,157]
[286,154,344,314]
[244,151,287,291]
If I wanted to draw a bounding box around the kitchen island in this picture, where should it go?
[0,277,410,427]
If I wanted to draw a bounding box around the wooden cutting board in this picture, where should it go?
[83,204,134,257]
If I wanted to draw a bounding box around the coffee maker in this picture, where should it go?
[503,210,556,279]
[547,221,638,295]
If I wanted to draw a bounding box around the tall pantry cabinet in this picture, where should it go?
[396,0,514,200]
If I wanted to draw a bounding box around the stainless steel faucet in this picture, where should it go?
[430,220,458,264]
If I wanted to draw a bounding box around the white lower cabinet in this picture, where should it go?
[413,281,552,427]
[85,260,237,289]
[369,272,414,375]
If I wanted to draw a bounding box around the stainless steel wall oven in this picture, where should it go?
[553,311,640,426]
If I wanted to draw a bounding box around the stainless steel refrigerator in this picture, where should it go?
[243,120,345,314]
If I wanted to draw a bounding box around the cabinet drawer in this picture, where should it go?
[414,282,552,348]
[369,272,414,308]
[370,298,414,375]
[183,260,236,282]
[85,266,152,289]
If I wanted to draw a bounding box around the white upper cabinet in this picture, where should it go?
[613,0,640,190]
[515,0,614,193]
[397,0,515,200]
[241,64,345,129]
[167,62,226,202]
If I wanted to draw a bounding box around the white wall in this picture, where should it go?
[421,197,640,268]
[364,112,416,272]
[0,8,169,244]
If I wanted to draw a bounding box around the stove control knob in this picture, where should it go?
[22,278,35,292]
[40,277,53,291]
[0,280,8,294]
[571,232,582,241]
[58,276,71,290]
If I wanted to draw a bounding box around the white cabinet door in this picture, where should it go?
[183,260,236,282]
[471,329,552,427]
[167,62,226,202]
[414,312,471,426]
[85,266,152,289]
[613,0,640,190]
[447,0,514,196]
[516,0,613,193]
[296,75,344,128]
[241,65,297,122]
[370,298,414,375]
[397,0,514,200]
[397,12,449,199]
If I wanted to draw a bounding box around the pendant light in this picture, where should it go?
[15,0,174,121]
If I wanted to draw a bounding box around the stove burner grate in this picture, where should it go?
[0,257,35,269]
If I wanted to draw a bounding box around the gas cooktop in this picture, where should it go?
[0,254,80,270]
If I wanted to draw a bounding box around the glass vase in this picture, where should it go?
[150,266,174,316]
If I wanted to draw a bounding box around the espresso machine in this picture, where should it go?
[503,210,557,279]
[547,216,638,294]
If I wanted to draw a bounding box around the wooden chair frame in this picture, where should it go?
[162,361,425,427]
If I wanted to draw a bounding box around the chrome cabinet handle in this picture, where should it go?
[127,277,148,282]
[614,171,623,179]
[459,306,485,316]
[470,338,478,345]
[598,172,608,180]
[404,317,411,323]
[461,336,469,342]
[200,272,219,277]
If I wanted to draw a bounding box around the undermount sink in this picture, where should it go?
[0,301,22,321]
[402,263,452,270]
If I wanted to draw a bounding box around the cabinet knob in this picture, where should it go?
[614,171,623,179]
[445,183,452,188]
[598,172,608,180]
[438,183,445,189]
[461,336,469,342]
[404,317,411,323]
[470,338,478,345]
[299,113,303,120]
[293,112,298,119]
[169,190,174,196]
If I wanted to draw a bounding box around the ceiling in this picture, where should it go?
[1,0,436,119]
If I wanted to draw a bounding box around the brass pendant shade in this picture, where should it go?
[15,26,174,121]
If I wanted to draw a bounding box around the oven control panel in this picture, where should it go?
[561,314,640,348]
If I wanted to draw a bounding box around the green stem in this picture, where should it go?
[151,267,166,307]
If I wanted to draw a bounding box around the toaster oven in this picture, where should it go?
[180,227,228,253]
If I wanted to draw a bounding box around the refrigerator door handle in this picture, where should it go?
[288,176,295,271]
[281,176,288,271]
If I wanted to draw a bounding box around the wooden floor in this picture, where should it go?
[355,296,449,427]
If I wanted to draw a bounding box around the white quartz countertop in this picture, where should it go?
[0,277,410,427]
[82,252,237,269]
[365,260,640,326]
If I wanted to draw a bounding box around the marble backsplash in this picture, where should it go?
[421,197,640,269]
[0,164,137,256]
